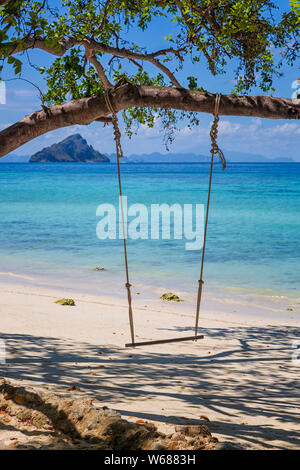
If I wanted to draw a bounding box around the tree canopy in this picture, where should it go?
[0,0,299,156]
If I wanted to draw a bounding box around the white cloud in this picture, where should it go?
[13,89,39,98]
[218,120,241,135]
[265,122,300,136]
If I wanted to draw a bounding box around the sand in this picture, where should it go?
[0,279,299,450]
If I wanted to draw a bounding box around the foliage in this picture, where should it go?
[0,1,299,142]
[40,48,105,104]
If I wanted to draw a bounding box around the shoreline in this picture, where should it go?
[0,268,299,324]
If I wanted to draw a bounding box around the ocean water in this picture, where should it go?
[0,162,299,301]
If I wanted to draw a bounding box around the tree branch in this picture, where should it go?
[85,39,183,88]
[84,47,113,89]
[2,37,183,87]
[0,82,299,158]
[174,0,217,73]
[2,37,77,57]
[82,39,181,88]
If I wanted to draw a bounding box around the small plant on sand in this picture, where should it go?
[54,298,76,306]
[160,292,183,302]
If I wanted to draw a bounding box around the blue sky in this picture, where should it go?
[0,0,299,160]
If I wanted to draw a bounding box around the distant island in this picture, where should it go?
[108,151,295,164]
[0,133,296,163]
[29,134,110,163]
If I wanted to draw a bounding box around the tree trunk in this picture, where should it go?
[0,82,299,158]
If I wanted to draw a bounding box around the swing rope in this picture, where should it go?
[104,91,135,345]
[194,93,226,337]
[104,90,225,346]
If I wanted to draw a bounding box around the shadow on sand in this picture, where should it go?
[1,324,299,449]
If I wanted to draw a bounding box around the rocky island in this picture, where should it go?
[29,134,110,163]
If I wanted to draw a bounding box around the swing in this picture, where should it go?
[104,92,226,348]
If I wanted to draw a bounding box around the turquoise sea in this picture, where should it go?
[0,162,299,301]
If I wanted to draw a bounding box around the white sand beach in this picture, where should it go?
[0,278,299,449]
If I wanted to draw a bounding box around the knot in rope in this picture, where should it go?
[210,93,226,171]
[104,90,124,159]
